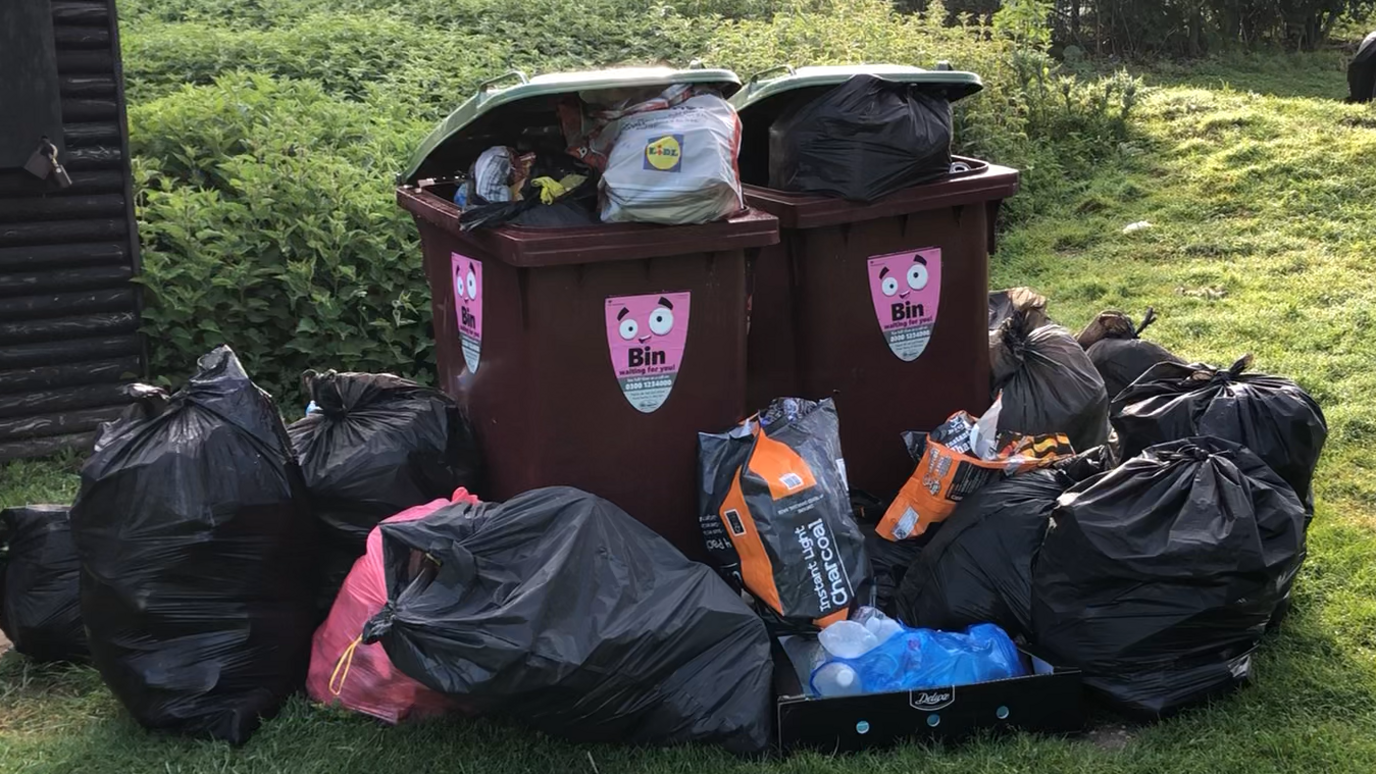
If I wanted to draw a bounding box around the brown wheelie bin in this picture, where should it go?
[732,65,1019,499]
[396,68,778,561]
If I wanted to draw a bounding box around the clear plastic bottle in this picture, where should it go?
[811,661,864,697]
[818,620,880,659]
[861,612,904,645]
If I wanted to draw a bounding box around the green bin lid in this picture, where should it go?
[401,66,742,184]
[729,63,983,116]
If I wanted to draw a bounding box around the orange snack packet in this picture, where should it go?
[877,410,1072,542]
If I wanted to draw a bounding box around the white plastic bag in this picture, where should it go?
[599,94,744,225]
[969,394,1004,461]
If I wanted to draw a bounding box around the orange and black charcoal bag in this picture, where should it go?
[698,398,870,629]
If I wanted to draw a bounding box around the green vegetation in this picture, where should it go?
[946,0,1376,56]
[5,2,1376,772]
[122,0,1137,402]
[0,457,79,509]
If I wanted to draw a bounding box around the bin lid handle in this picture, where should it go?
[475,70,530,101]
[746,64,796,84]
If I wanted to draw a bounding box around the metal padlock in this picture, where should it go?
[45,144,73,189]
[23,139,56,180]
[50,161,73,189]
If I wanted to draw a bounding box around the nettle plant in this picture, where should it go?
[132,75,433,404]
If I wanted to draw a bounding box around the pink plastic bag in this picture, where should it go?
[306,488,479,723]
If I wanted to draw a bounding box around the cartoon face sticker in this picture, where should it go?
[867,248,941,362]
[450,253,482,374]
[605,291,692,413]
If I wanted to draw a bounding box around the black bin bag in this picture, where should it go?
[0,505,87,664]
[70,347,316,744]
[1076,308,1186,401]
[1031,437,1307,719]
[894,445,1114,637]
[852,490,919,617]
[988,287,1048,333]
[287,370,483,610]
[1348,31,1376,103]
[362,487,774,754]
[1111,355,1327,514]
[991,312,1110,453]
[768,74,952,202]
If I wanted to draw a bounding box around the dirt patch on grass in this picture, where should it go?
[1086,722,1137,751]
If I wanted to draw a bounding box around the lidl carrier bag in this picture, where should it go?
[600,93,744,225]
[698,398,870,629]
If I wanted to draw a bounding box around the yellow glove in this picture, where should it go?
[530,174,588,204]
[531,177,567,205]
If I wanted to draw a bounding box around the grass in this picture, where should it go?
[0,457,80,508]
[5,51,1376,774]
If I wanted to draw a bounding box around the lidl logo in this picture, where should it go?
[643,134,683,172]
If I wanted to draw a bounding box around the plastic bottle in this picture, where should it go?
[811,662,864,697]
[850,606,904,646]
[818,620,880,659]
[810,613,1027,698]
[862,613,904,645]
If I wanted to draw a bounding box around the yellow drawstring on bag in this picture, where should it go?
[328,635,364,696]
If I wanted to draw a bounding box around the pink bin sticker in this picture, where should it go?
[451,253,482,373]
[605,292,691,413]
[868,248,941,362]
